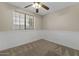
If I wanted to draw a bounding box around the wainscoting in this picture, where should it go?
[0,30,79,56]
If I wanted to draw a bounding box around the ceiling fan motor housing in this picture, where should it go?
[36,9,39,13]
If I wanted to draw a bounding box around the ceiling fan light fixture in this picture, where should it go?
[32,3,41,8]
[24,2,49,13]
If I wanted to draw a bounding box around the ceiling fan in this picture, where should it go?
[24,2,49,13]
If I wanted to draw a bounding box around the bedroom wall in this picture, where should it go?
[0,3,43,51]
[43,4,79,50]
[0,3,43,31]
[43,4,79,31]
[43,31,79,50]
[0,3,12,31]
[0,30,43,51]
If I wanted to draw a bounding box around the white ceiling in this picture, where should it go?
[7,2,78,16]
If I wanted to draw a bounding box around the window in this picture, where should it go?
[13,11,34,30]
[26,14,34,30]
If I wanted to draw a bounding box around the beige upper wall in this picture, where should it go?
[0,3,43,31]
[43,4,79,31]
[0,3,12,31]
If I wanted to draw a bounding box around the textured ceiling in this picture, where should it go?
[7,2,78,16]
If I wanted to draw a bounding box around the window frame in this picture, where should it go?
[13,11,35,30]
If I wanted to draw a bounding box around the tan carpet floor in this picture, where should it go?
[0,39,79,56]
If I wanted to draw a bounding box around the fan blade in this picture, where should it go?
[36,9,39,13]
[24,4,33,8]
[41,3,49,10]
